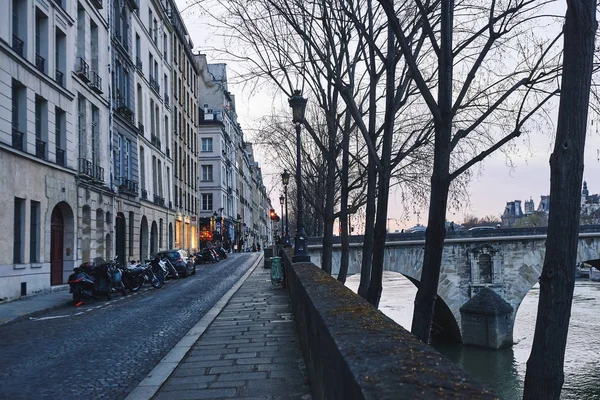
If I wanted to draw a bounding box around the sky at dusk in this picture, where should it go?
[175,1,600,231]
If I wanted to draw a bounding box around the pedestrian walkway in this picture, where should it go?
[0,285,71,325]
[130,258,312,400]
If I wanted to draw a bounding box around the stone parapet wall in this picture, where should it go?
[281,249,497,400]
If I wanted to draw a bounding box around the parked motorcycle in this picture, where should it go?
[195,248,218,264]
[68,257,127,305]
[149,255,179,285]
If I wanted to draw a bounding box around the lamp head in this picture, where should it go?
[279,194,284,205]
[288,90,307,123]
[281,169,290,186]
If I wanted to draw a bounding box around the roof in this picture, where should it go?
[460,287,514,316]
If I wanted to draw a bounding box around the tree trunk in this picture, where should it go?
[338,114,352,284]
[523,1,596,398]
[366,9,395,307]
[411,0,453,343]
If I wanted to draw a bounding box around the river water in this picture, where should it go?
[345,272,600,399]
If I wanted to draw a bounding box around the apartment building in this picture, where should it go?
[195,57,239,247]
[168,0,200,253]
[132,0,173,261]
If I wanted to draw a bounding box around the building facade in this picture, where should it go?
[0,0,273,302]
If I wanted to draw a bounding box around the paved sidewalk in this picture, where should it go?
[149,263,311,400]
[0,285,71,325]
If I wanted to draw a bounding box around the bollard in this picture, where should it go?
[271,257,284,288]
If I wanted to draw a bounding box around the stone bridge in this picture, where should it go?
[306,226,600,347]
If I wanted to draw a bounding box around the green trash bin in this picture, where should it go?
[271,257,283,288]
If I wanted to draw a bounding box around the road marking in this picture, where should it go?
[29,315,71,321]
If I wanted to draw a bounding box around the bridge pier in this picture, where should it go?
[460,287,514,348]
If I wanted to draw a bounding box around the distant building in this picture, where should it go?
[501,200,523,227]
[538,195,550,213]
[524,198,535,215]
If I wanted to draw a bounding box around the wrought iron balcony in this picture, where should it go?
[164,94,170,108]
[35,53,45,74]
[118,177,138,195]
[141,189,148,200]
[56,147,65,166]
[165,147,170,158]
[55,69,64,87]
[35,139,46,159]
[153,195,165,207]
[138,122,144,135]
[89,71,102,93]
[78,158,104,182]
[90,0,102,9]
[12,35,24,57]
[151,134,161,149]
[169,200,173,209]
[115,96,134,123]
[75,57,90,81]
[149,77,160,94]
[12,129,24,151]
[136,57,143,71]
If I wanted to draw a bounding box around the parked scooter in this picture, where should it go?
[67,256,127,305]
[121,261,161,292]
[149,255,179,285]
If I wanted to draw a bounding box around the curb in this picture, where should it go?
[125,253,264,400]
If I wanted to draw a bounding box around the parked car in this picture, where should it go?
[155,249,196,277]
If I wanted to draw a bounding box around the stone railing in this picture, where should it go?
[280,249,496,399]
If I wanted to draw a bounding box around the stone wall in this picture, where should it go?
[282,249,497,399]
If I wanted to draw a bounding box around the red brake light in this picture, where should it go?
[75,301,83,307]
[68,277,84,283]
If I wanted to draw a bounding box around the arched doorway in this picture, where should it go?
[115,212,126,266]
[140,216,148,262]
[150,221,158,255]
[50,207,64,285]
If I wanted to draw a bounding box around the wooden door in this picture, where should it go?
[50,207,64,285]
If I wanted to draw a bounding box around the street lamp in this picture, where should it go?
[288,90,310,262]
[281,170,291,247]
[236,214,242,253]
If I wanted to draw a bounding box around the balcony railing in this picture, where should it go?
[118,177,138,195]
[35,139,46,159]
[56,147,65,166]
[153,195,165,207]
[141,189,148,200]
[89,71,102,93]
[136,57,142,71]
[165,147,170,158]
[75,57,90,81]
[35,53,45,74]
[55,69,64,87]
[115,96,134,123]
[12,129,24,151]
[169,200,173,209]
[78,158,104,182]
[151,134,161,149]
[164,93,170,108]
[149,77,160,94]
[90,0,102,9]
[138,122,144,135]
[12,35,24,56]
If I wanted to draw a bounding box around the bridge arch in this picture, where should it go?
[310,228,600,347]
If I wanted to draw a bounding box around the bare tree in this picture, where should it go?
[379,0,562,342]
[523,0,597,398]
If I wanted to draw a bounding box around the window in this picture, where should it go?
[90,21,98,72]
[478,254,492,283]
[13,197,25,263]
[12,0,27,56]
[35,8,48,74]
[30,201,40,263]
[139,146,145,189]
[201,138,212,152]
[202,194,213,211]
[55,107,66,165]
[91,105,99,164]
[55,29,66,85]
[78,95,87,159]
[35,96,47,159]
[201,165,213,181]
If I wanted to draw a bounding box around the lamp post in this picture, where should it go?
[288,90,310,262]
[281,170,291,247]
